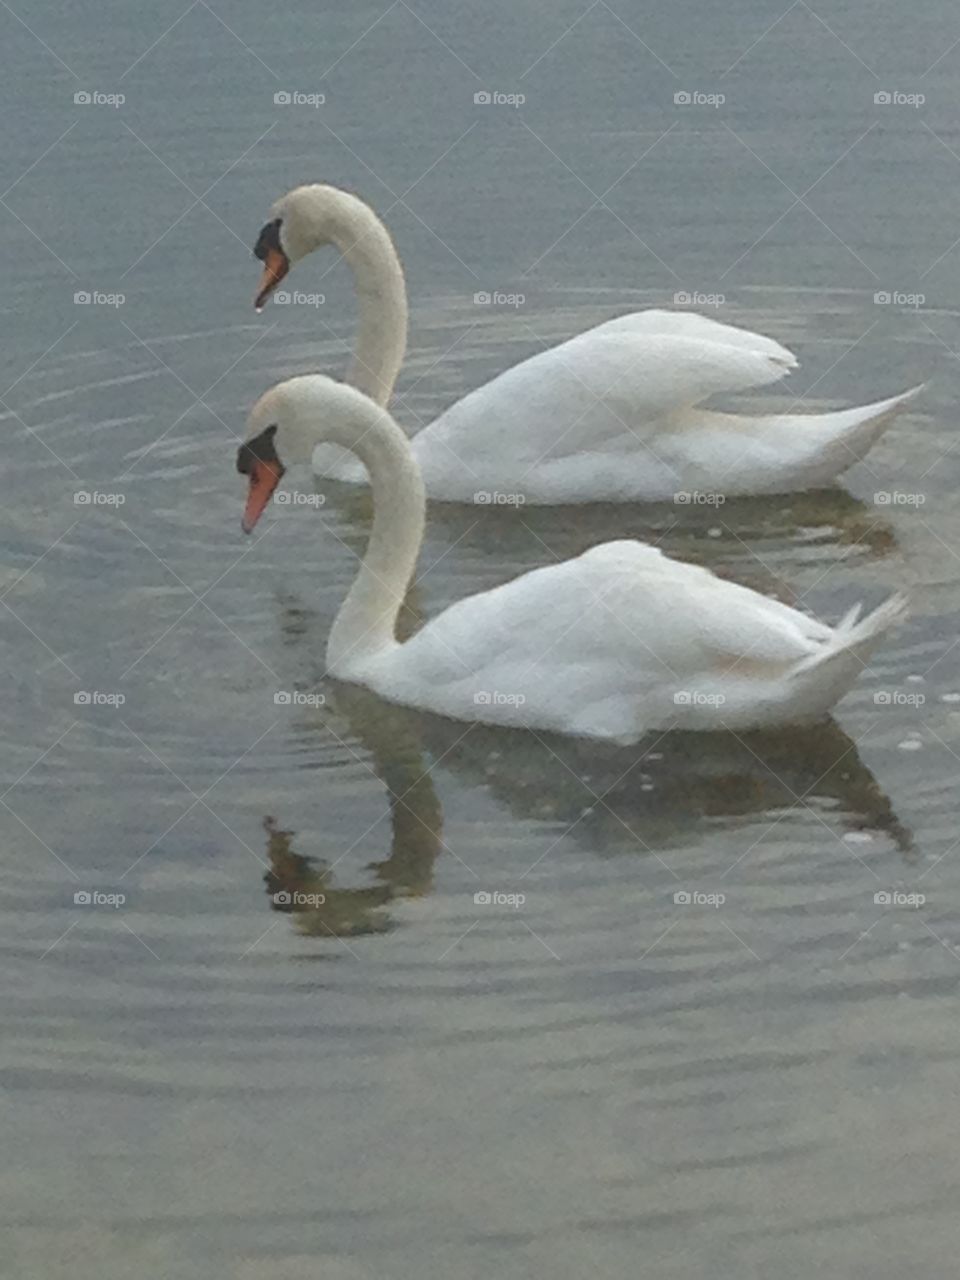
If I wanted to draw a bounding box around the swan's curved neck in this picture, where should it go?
[301,190,408,408]
[318,395,425,675]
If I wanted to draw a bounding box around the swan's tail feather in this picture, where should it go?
[837,601,863,631]
[788,594,908,716]
[838,591,908,645]
[782,385,921,463]
[698,384,922,492]
[798,384,923,470]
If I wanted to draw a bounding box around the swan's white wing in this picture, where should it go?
[428,330,793,446]
[413,329,797,500]
[590,309,798,370]
[373,541,831,738]
[404,541,827,674]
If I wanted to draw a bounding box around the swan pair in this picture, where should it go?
[237,184,913,740]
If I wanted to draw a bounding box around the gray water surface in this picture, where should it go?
[4,2,960,1276]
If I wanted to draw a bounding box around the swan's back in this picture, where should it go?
[367,539,842,739]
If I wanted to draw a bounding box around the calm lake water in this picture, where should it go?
[4,1,960,1276]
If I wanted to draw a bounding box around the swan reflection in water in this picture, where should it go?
[261,682,911,937]
[263,689,445,937]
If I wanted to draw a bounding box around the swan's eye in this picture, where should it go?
[253,218,283,262]
[237,423,282,474]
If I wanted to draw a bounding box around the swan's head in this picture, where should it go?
[237,375,362,533]
[253,184,359,311]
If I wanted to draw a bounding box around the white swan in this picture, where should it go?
[237,374,907,740]
[251,183,921,505]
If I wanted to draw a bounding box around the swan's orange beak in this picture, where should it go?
[241,459,284,534]
[254,247,289,311]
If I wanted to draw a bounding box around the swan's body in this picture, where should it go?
[252,184,921,505]
[238,375,907,741]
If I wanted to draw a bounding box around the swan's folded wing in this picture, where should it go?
[571,541,830,673]
[592,309,798,371]
[556,331,795,420]
[420,330,798,479]
[392,541,829,698]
